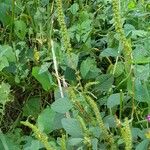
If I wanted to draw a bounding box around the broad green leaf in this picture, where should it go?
[14,20,27,40]
[24,140,44,150]
[37,107,56,134]
[39,62,51,74]
[52,113,64,130]
[69,3,79,15]
[51,97,73,114]
[0,56,9,71]
[95,74,114,92]
[80,57,98,78]
[76,34,80,42]
[54,87,68,100]
[68,138,83,146]
[89,127,101,138]
[80,58,91,78]
[104,115,116,128]
[135,140,149,150]
[41,0,49,6]
[111,62,124,78]
[0,45,16,62]
[0,82,12,115]
[32,66,54,91]
[61,118,83,137]
[107,93,120,109]
[134,79,149,103]
[64,67,76,82]
[23,97,41,118]
[91,138,98,150]
[132,128,144,140]
[132,30,147,38]
[100,48,120,57]
[128,1,136,9]
[85,67,101,79]
[79,10,93,22]
[115,62,124,77]
[133,57,150,64]
[0,2,12,25]
[0,131,20,150]
[65,53,79,69]
[134,64,149,81]
[124,24,135,37]
[80,20,92,31]
[132,44,147,62]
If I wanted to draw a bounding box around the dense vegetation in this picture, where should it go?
[0,0,150,149]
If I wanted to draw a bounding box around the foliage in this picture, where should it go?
[0,0,150,149]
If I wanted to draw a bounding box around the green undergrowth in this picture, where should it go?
[0,0,150,149]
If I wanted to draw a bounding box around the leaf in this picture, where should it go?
[95,74,114,92]
[80,57,98,78]
[91,138,98,150]
[134,79,149,103]
[0,82,12,115]
[64,67,76,82]
[14,20,27,40]
[107,93,120,109]
[100,48,120,57]
[52,113,64,130]
[68,138,83,146]
[134,64,150,81]
[132,128,144,140]
[132,30,147,37]
[39,62,51,74]
[113,62,124,78]
[0,56,9,71]
[89,127,102,138]
[61,118,83,137]
[80,20,92,32]
[23,97,41,118]
[128,1,136,9]
[0,45,16,62]
[69,3,79,15]
[124,24,135,37]
[0,131,20,150]
[37,107,56,134]
[104,115,116,128]
[135,140,149,150]
[51,97,73,114]
[24,140,44,150]
[132,44,147,62]
[65,53,79,70]
[0,2,12,25]
[80,59,91,78]
[41,0,49,6]
[32,66,54,91]
[133,57,150,64]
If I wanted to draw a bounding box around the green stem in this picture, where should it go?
[10,0,15,42]
[119,89,123,120]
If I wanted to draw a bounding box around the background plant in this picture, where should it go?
[0,0,150,149]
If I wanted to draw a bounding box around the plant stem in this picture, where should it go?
[10,0,15,42]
